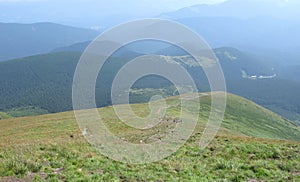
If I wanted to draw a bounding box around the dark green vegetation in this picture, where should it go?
[1,46,300,126]
[278,65,300,83]
[228,79,300,126]
[0,93,299,181]
[5,106,48,118]
[0,52,80,113]
[223,94,299,140]
[0,22,98,61]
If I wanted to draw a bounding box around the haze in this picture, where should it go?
[0,0,226,27]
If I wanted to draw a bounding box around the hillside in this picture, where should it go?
[0,52,80,113]
[1,47,300,125]
[52,41,275,79]
[0,112,11,120]
[52,41,91,53]
[278,65,300,82]
[0,22,98,61]
[157,46,274,79]
[0,93,299,181]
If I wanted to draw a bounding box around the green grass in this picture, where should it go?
[222,94,300,140]
[0,137,299,181]
[5,106,49,118]
[0,93,299,181]
[0,112,11,120]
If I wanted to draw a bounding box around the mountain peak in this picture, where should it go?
[160,0,300,20]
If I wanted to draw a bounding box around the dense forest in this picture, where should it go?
[0,48,299,125]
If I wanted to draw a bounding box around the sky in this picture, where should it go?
[1,0,297,28]
[0,0,225,11]
[0,0,227,27]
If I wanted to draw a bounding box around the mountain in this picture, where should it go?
[227,79,300,125]
[0,52,80,113]
[52,41,274,79]
[277,65,300,82]
[0,93,299,180]
[0,47,299,125]
[0,49,142,114]
[246,48,300,67]
[52,40,171,55]
[160,0,300,21]
[0,22,99,61]
[171,17,300,51]
[0,0,178,28]
[159,46,275,80]
[215,47,275,79]
[52,41,91,53]
[158,0,300,63]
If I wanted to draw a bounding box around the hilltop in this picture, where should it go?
[0,93,299,181]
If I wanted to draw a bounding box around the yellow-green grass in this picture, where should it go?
[0,112,11,120]
[0,93,299,181]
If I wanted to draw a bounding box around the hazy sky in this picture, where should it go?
[1,0,297,28]
[0,0,226,8]
[0,0,227,27]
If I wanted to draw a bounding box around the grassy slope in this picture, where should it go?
[0,93,299,181]
[0,112,11,120]
[5,106,49,118]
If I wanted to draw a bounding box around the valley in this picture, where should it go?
[1,46,299,126]
[1,0,300,181]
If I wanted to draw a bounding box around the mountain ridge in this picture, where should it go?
[0,22,99,61]
[1,47,299,126]
[160,0,300,20]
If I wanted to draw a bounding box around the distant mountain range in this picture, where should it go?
[157,0,300,65]
[1,0,300,64]
[53,41,275,79]
[52,40,275,79]
[0,22,99,61]
[0,0,299,126]
[160,0,300,21]
[175,17,300,50]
